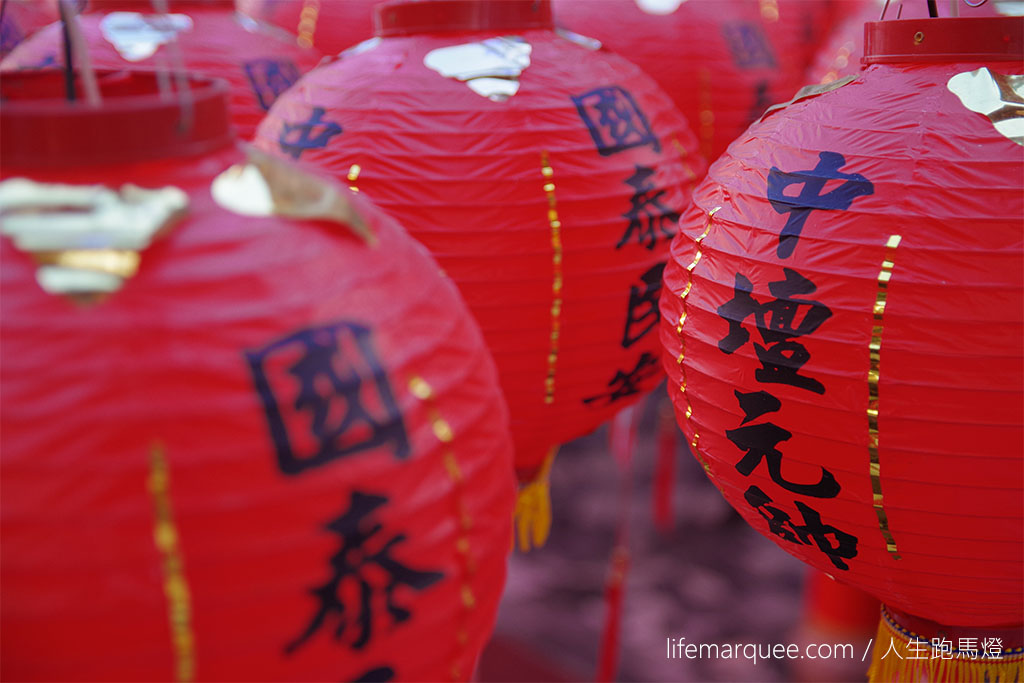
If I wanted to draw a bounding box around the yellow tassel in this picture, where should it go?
[868,609,1023,682]
[513,448,557,552]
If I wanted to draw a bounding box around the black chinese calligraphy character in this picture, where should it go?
[717,269,832,394]
[352,667,395,682]
[744,485,858,570]
[286,492,444,654]
[727,419,840,498]
[244,58,301,111]
[622,262,666,348]
[246,320,410,476]
[721,22,777,69]
[572,85,661,156]
[278,106,342,160]
[734,389,781,424]
[583,352,661,405]
[767,151,874,258]
[618,166,680,250]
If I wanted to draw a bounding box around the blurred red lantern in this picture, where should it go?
[237,0,378,54]
[552,0,815,163]
[1,0,322,138]
[1,69,514,682]
[0,0,59,58]
[255,0,704,546]
[661,15,1023,681]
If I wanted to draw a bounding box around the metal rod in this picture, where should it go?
[57,0,76,101]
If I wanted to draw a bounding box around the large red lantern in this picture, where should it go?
[552,0,815,163]
[0,0,322,139]
[255,0,705,545]
[661,15,1023,680]
[0,69,514,681]
[237,0,378,54]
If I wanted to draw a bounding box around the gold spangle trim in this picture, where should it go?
[676,207,721,475]
[947,68,1024,146]
[296,0,320,49]
[346,163,361,193]
[759,0,779,22]
[698,68,714,162]
[869,234,902,560]
[670,135,698,182]
[0,178,188,298]
[211,146,374,245]
[148,443,196,682]
[407,376,475,681]
[541,151,563,406]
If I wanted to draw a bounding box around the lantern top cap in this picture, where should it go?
[0,70,233,169]
[374,0,553,38]
[84,0,234,11]
[864,16,1023,64]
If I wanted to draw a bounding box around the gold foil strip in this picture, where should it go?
[148,443,196,682]
[541,151,563,406]
[946,68,1024,146]
[698,68,714,162]
[296,0,320,49]
[211,147,374,245]
[407,376,475,681]
[670,135,698,182]
[869,234,902,560]
[0,178,188,298]
[423,37,532,102]
[760,75,857,123]
[676,207,721,475]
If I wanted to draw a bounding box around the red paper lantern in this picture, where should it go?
[0,70,514,682]
[255,0,705,530]
[0,0,322,139]
[552,0,815,163]
[237,0,378,54]
[660,15,1023,680]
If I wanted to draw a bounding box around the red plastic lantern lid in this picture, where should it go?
[0,70,232,168]
[375,0,553,37]
[864,16,1024,64]
[85,0,234,9]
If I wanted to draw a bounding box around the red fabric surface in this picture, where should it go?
[660,54,1023,627]
[255,17,705,480]
[1,72,514,681]
[1,6,322,139]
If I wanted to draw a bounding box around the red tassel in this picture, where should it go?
[597,405,637,682]
[596,545,629,683]
[653,398,676,533]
